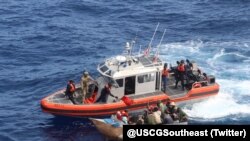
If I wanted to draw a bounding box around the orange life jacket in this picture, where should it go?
[83,92,97,104]
[69,83,75,92]
[162,69,169,77]
[121,111,129,118]
[178,64,185,72]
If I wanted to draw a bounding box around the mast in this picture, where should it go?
[157,29,166,51]
[146,22,160,56]
[153,29,166,62]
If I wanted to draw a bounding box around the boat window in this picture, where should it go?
[150,73,155,81]
[137,73,155,83]
[99,62,105,67]
[106,70,112,76]
[100,65,109,73]
[116,79,124,87]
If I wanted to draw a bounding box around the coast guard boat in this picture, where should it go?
[41,26,219,117]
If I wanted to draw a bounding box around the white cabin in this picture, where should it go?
[96,54,164,103]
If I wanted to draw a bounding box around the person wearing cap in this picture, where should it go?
[81,71,93,100]
[168,102,176,113]
[65,80,77,104]
[168,101,184,122]
[96,83,118,103]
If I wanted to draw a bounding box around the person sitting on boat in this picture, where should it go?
[65,80,77,105]
[162,108,174,124]
[116,111,122,121]
[115,110,129,124]
[146,109,156,125]
[168,102,188,122]
[176,107,188,122]
[168,102,179,121]
[122,116,128,124]
[152,107,162,125]
[122,110,129,119]
[157,100,166,116]
[136,115,145,125]
[162,63,169,92]
[147,105,154,114]
[81,71,94,100]
[96,83,118,103]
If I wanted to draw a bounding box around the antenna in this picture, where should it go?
[125,42,131,56]
[147,22,160,55]
[157,29,166,50]
[153,29,166,62]
[130,29,139,56]
[138,45,142,56]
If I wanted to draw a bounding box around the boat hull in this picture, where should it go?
[41,83,219,117]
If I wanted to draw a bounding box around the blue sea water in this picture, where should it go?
[1,0,250,140]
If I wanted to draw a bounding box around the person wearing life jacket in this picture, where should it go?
[115,110,129,124]
[162,63,169,92]
[116,111,122,121]
[175,60,185,91]
[96,83,118,103]
[121,110,129,119]
[81,71,93,100]
[65,80,77,104]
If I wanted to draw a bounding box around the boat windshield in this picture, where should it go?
[103,76,119,88]
[100,65,109,73]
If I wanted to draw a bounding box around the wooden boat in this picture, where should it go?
[90,114,188,141]
[41,26,219,117]
[90,118,123,141]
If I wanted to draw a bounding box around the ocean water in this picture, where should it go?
[1,0,250,140]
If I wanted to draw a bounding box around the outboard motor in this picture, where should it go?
[207,75,215,84]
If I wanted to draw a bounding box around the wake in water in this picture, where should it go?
[160,40,250,121]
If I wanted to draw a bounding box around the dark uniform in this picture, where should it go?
[65,80,77,104]
[96,83,118,103]
[175,61,185,90]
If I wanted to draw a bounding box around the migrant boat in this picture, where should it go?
[41,25,219,117]
[89,105,188,141]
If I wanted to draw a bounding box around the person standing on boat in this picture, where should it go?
[96,83,118,103]
[65,80,77,105]
[162,63,169,92]
[81,71,93,100]
[175,60,185,91]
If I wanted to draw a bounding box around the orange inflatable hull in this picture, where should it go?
[41,83,219,117]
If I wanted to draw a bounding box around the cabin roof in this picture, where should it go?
[97,55,164,78]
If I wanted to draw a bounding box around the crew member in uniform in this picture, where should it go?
[162,63,169,92]
[65,80,77,104]
[81,71,93,100]
[175,60,185,91]
[96,83,118,103]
